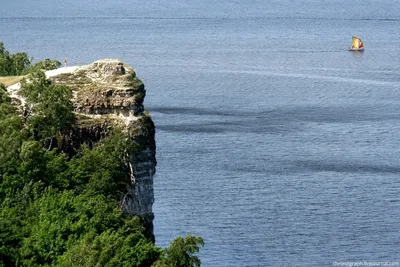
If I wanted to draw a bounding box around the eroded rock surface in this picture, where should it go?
[51,59,146,119]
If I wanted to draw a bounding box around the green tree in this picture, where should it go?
[58,230,161,267]
[0,42,30,76]
[0,84,25,199]
[30,58,61,72]
[65,131,137,198]
[20,71,75,148]
[0,42,12,76]
[0,42,60,76]
[154,235,204,267]
[10,52,30,76]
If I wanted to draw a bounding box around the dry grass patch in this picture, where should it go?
[0,75,26,87]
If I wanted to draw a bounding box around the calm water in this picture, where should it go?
[1,1,400,266]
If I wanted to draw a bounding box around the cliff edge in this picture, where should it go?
[9,59,157,239]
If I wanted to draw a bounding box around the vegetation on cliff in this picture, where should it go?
[0,43,203,267]
[0,42,60,77]
[0,41,61,87]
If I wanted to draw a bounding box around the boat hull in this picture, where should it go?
[348,47,364,52]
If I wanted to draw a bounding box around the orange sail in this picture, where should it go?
[352,36,360,49]
[350,36,364,51]
[359,38,364,48]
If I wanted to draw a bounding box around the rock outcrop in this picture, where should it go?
[48,59,157,239]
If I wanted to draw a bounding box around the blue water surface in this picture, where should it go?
[1,1,400,266]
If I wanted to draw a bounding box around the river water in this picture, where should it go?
[1,1,400,266]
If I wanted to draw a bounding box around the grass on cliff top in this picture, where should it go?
[0,75,26,86]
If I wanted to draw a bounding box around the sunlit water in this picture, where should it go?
[1,1,400,266]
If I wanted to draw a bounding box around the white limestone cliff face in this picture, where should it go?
[7,59,157,238]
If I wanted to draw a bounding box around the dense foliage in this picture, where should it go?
[0,53,203,265]
[0,42,60,76]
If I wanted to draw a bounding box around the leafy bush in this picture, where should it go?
[0,42,60,77]
[30,58,61,72]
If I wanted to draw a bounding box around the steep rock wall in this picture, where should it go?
[50,59,157,238]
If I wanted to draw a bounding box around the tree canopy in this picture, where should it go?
[0,42,61,76]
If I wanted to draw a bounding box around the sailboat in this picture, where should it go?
[349,36,364,51]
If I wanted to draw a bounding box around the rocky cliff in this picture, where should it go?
[48,59,157,239]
